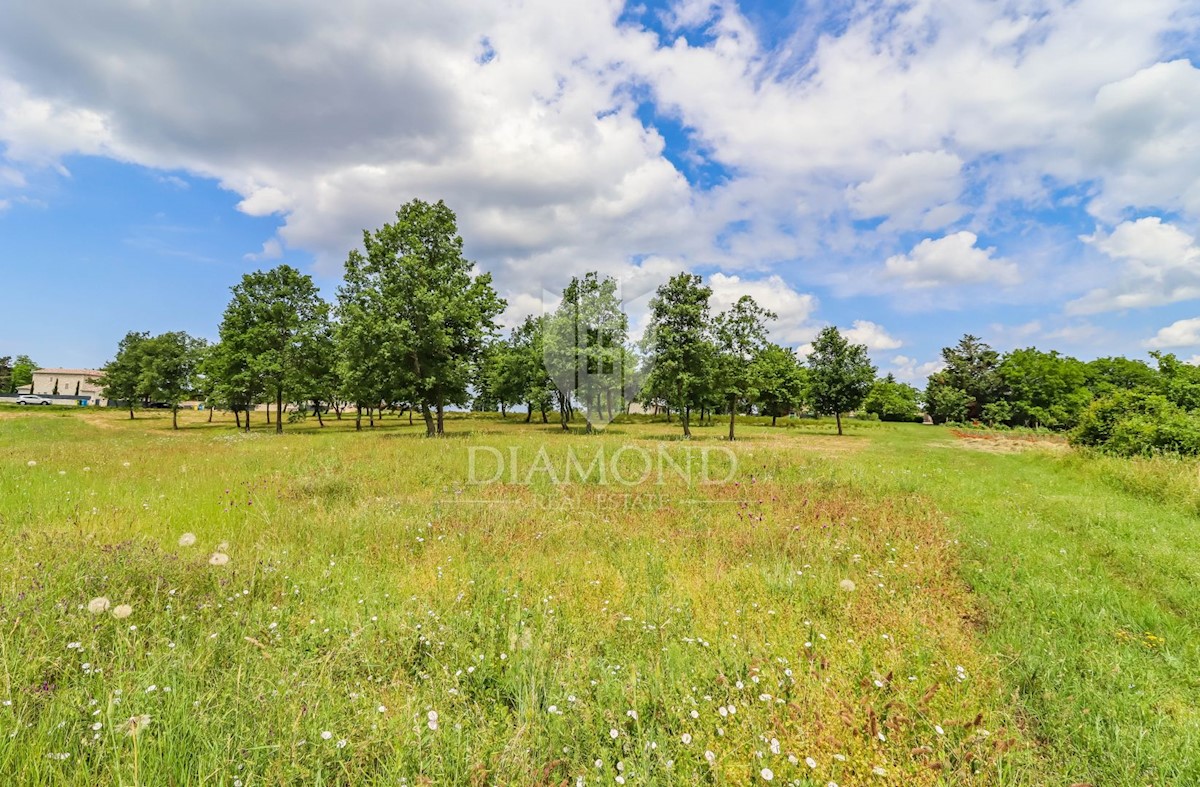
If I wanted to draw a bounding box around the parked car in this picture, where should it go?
[16,394,53,405]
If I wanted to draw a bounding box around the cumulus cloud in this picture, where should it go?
[843,320,902,351]
[244,238,283,262]
[1145,317,1200,349]
[847,151,964,231]
[707,272,818,344]
[889,355,946,384]
[1069,217,1200,313]
[0,0,1195,323]
[884,232,1018,289]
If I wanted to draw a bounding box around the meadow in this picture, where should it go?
[1,407,1197,785]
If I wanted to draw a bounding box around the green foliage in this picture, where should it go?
[863,374,921,422]
[0,356,11,392]
[12,354,37,391]
[996,347,1091,428]
[644,272,714,437]
[1072,389,1200,456]
[340,199,504,435]
[140,331,205,428]
[749,343,807,424]
[805,326,875,434]
[936,334,1000,420]
[99,332,150,415]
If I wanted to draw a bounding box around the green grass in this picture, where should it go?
[0,408,1196,784]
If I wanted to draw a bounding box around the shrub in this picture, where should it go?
[1072,390,1200,456]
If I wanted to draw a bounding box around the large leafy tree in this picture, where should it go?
[644,273,713,438]
[12,354,37,393]
[0,356,11,393]
[511,314,556,423]
[933,334,1001,420]
[713,295,775,440]
[806,326,875,435]
[218,264,330,434]
[99,332,150,418]
[996,347,1091,428]
[544,273,629,432]
[749,343,807,425]
[863,374,922,422]
[343,199,504,436]
[140,332,205,429]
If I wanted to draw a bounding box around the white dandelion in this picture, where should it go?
[320,730,332,740]
[681,733,692,745]
[760,767,774,781]
[112,604,133,620]
[178,533,197,547]
[839,579,856,592]
[209,553,230,566]
[122,714,151,737]
[88,597,110,615]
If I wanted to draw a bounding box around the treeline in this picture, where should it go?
[94,197,1197,454]
[97,199,884,438]
[925,335,1200,455]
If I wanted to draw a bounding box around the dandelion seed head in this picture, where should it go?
[112,604,133,620]
[87,597,110,615]
[178,533,197,547]
[839,579,856,592]
[209,553,230,566]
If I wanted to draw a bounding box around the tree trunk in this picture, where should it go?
[368,406,374,428]
[315,401,324,427]
[409,407,413,426]
[266,405,271,425]
[333,401,342,420]
[421,401,435,437]
[500,403,506,418]
[276,389,283,434]
[525,402,532,423]
[128,402,135,420]
[245,408,251,433]
[541,404,548,423]
[681,391,691,438]
[436,400,445,435]
[234,409,241,429]
[355,404,362,431]
[835,411,843,436]
[772,414,777,427]
[172,406,178,430]
[728,396,736,441]
[207,406,214,423]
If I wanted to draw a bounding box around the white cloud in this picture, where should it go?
[889,355,946,384]
[847,151,963,231]
[244,238,283,262]
[1069,217,1200,313]
[843,319,901,351]
[884,232,1018,289]
[1145,317,1200,349]
[707,272,818,344]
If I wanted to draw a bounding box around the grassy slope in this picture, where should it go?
[0,408,1196,784]
[851,426,1200,784]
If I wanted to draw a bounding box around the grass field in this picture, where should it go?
[1,407,1198,785]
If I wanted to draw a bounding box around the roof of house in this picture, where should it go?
[33,368,104,377]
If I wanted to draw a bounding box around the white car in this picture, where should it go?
[16,394,53,405]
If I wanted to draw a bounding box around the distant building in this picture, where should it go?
[29,368,106,404]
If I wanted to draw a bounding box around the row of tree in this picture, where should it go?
[97,199,885,437]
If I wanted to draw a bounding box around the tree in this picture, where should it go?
[924,373,971,423]
[0,356,11,393]
[343,199,504,436]
[511,315,555,423]
[713,295,775,440]
[1085,356,1157,395]
[218,264,330,434]
[996,347,1090,428]
[11,355,36,392]
[937,334,1000,420]
[749,343,807,425]
[863,374,921,422]
[141,332,204,429]
[544,273,630,432]
[805,326,875,435]
[644,273,713,438]
[99,332,150,418]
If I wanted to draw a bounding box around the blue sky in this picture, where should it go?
[0,0,1199,381]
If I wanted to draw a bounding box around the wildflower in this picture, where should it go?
[26,460,36,467]
[320,731,332,740]
[609,728,619,739]
[91,722,102,731]
[122,714,151,737]
[681,733,692,744]
[178,533,197,547]
[209,553,230,566]
[336,739,347,748]
[88,597,110,615]
[761,767,774,781]
[112,604,133,620]
[704,750,715,763]
[872,766,886,777]
[934,724,945,736]
[377,705,387,713]
[839,579,856,592]
[805,757,817,769]
[427,710,439,730]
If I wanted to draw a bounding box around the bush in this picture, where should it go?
[1072,390,1200,456]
